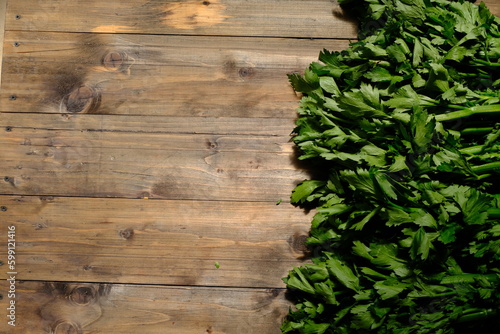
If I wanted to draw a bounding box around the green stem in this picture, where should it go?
[410,291,457,298]
[471,58,500,67]
[460,143,500,155]
[446,104,468,110]
[487,208,500,219]
[457,308,498,323]
[465,173,492,182]
[459,145,483,155]
[440,273,500,285]
[435,104,500,122]
[470,161,500,174]
[460,127,494,136]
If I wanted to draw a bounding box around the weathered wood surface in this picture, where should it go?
[0,31,349,117]
[5,0,358,38]
[5,0,499,40]
[0,195,310,287]
[0,0,6,86]
[2,0,499,332]
[0,112,294,135]
[0,281,290,333]
[0,114,310,201]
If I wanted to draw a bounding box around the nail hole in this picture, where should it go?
[15,14,21,20]
[4,176,11,182]
[0,261,4,266]
[1,206,7,212]
[119,228,134,240]
[5,126,12,132]
[13,42,20,47]
[9,95,17,101]
[34,223,45,230]
[238,67,255,79]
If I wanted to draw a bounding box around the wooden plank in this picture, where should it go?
[4,0,499,39]
[0,281,290,333]
[0,31,349,117]
[0,0,6,88]
[0,113,295,136]
[4,0,357,38]
[0,196,310,286]
[0,114,308,201]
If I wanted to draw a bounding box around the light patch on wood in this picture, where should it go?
[91,25,137,33]
[162,0,229,30]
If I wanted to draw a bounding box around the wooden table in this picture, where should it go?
[0,0,497,333]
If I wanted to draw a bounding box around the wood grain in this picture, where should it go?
[0,280,290,333]
[0,112,294,136]
[0,113,310,201]
[5,0,358,38]
[0,1,343,332]
[0,195,311,286]
[0,31,349,117]
[0,0,6,86]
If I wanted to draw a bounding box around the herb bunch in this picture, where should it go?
[282,0,500,333]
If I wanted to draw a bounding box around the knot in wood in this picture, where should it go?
[268,288,280,297]
[119,228,134,240]
[102,51,125,71]
[62,85,101,113]
[291,234,308,253]
[69,286,98,305]
[206,139,218,150]
[238,67,255,79]
[51,320,82,334]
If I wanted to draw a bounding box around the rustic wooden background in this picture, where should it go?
[1,0,499,333]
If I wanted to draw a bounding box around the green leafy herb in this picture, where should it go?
[282,0,500,333]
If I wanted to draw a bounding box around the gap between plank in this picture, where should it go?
[0,110,298,122]
[4,124,288,137]
[0,193,296,205]
[7,278,289,292]
[2,28,357,41]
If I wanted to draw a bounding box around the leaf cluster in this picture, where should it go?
[282,0,500,333]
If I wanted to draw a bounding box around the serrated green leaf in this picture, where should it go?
[291,180,326,204]
[374,280,408,299]
[326,255,361,291]
[410,227,432,260]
